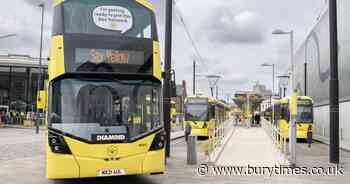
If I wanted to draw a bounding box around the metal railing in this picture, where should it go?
[186,118,234,165]
[262,119,289,155]
[206,119,230,156]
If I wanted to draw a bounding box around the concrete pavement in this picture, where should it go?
[171,131,184,140]
[216,125,288,166]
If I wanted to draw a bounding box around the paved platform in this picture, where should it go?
[171,131,184,140]
[216,125,288,166]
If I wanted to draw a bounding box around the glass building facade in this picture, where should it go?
[0,55,48,115]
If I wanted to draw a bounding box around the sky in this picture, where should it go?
[0,0,327,99]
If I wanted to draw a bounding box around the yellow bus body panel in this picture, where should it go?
[191,128,208,137]
[184,121,213,137]
[296,123,313,139]
[279,120,313,139]
[49,35,65,81]
[46,135,80,179]
[54,0,154,10]
[143,149,165,173]
[47,133,165,179]
[54,0,64,6]
[37,90,48,110]
[136,0,154,10]
[46,150,80,179]
[153,41,162,80]
[75,154,144,177]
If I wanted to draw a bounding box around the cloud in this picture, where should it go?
[0,0,52,57]
[201,8,267,44]
[222,74,249,86]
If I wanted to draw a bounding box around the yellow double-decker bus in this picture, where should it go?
[273,96,314,139]
[46,0,164,179]
[184,95,228,139]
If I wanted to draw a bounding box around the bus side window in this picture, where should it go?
[286,108,290,122]
[281,106,290,122]
[280,107,285,120]
[273,105,280,122]
[209,105,215,119]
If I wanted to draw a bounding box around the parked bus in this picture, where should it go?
[45,0,164,179]
[184,95,229,139]
[273,96,314,139]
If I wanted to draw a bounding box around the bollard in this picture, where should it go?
[35,119,39,134]
[307,126,313,148]
[283,136,288,154]
[187,135,197,165]
[185,123,191,142]
[220,124,223,140]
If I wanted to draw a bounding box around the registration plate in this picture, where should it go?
[99,169,125,176]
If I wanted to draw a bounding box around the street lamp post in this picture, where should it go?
[164,0,173,158]
[272,29,294,92]
[36,3,45,134]
[304,61,308,96]
[272,29,296,167]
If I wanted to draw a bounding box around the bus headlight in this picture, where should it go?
[149,130,166,151]
[48,131,72,154]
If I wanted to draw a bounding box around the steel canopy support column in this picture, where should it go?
[36,3,45,134]
[272,64,275,96]
[304,62,307,96]
[164,0,173,158]
[289,90,298,167]
[329,0,339,164]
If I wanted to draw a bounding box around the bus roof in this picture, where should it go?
[54,0,155,11]
[277,96,313,105]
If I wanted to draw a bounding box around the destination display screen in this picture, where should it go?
[75,48,145,65]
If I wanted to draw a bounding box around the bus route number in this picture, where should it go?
[107,50,129,64]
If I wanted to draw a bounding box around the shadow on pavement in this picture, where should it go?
[50,175,159,184]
